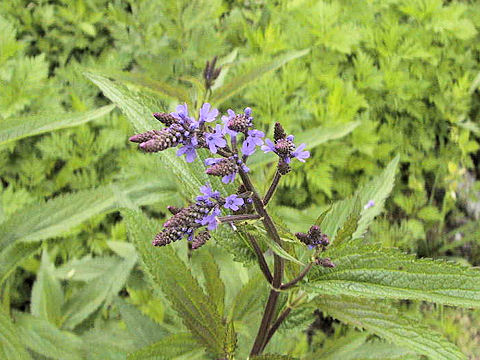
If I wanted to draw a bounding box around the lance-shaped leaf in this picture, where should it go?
[306,333,418,360]
[320,155,399,242]
[0,180,177,249]
[0,308,32,360]
[125,210,228,357]
[62,253,137,330]
[15,313,83,360]
[115,298,169,349]
[195,249,225,316]
[126,333,202,360]
[0,105,115,145]
[210,49,310,106]
[0,242,40,284]
[31,251,64,326]
[95,69,190,103]
[305,246,480,308]
[315,295,466,360]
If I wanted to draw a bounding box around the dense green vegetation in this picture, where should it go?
[1,0,480,358]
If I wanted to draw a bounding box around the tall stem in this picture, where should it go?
[263,170,281,206]
[238,169,285,356]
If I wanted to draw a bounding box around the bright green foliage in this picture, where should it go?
[0,307,32,360]
[124,209,229,358]
[314,296,465,360]
[307,244,480,308]
[1,0,480,359]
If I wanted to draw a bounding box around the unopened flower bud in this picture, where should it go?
[206,157,238,177]
[153,112,176,126]
[167,206,182,215]
[315,257,335,268]
[278,160,291,175]
[129,130,162,143]
[274,122,286,142]
[191,231,211,250]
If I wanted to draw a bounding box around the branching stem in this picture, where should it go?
[217,214,261,223]
[280,263,313,290]
[247,233,273,284]
[263,170,281,206]
[238,168,285,356]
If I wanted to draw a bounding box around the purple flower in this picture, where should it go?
[177,143,197,162]
[292,143,310,162]
[364,200,375,210]
[205,124,227,154]
[261,138,276,153]
[205,157,223,166]
[224,194,244,211]
[196,183,220,201]
[242,129,265,156]
[171,103,190,121]
[199,103,218,123]
[222,173,236,184]
[197,207,221,230]
[222,109,238,136]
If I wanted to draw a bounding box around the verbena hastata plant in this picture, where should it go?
[121,61,480,360]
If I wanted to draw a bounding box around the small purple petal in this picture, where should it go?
[224,194,244,211]
[261,138,276,153]
[222,173,236,184]
[364,200,375,210]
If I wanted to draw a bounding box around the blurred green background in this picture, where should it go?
[1,0,480,358]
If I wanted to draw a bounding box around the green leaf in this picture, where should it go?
[31,250,64,326]
[231,274,267,321]
[197,249,225,316]
[0,307,32,360]
[333,197,361,247]
[321,155,399,241]
[0,187,116,248]
[210,49,310,106]
[253,226,304,266]
[251,355,297,360]
[315,295,466,360]
[15,312,83,360]
[54,255,119,282]
[115,298,168,348]
[126,333,202,360]
[306,247,480,308]
[248,122,359,169]
[125,210,227,357]
[308,333,418,360]
[0,181,173,249]
[95,70,190,103]
[0,242,40,284]
[223,320,237,358]
[62,254,137,329]
[0,105,115,145]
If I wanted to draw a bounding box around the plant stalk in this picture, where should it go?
[263,170,281,206]
[238,169,285,356]
[247,233,273,284]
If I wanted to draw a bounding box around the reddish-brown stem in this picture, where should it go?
[280,263,313,290]
[261,293,307,352]
[238,169,285,356]
[217,214,261,223]
[263,170,281,206]
[247,233,273,284]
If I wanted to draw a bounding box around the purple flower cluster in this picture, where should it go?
[152,183,249,249]
[261,122,310,165]
[129,103,311,249]
[295,225,330,250]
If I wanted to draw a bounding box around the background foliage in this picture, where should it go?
[1,0,480,358]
